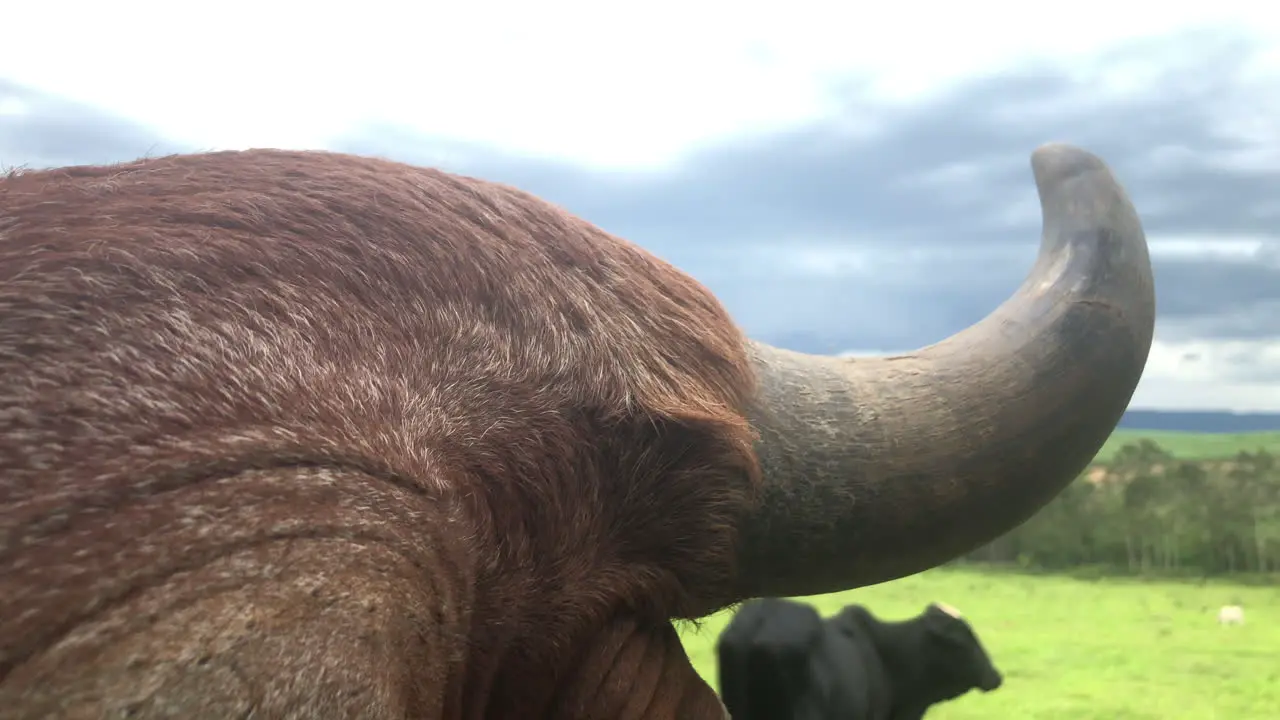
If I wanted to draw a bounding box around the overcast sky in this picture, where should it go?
[3,1,1280,411]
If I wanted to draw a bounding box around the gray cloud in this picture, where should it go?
[0,79,185,170]
[333,31,1279,356]
[3,28,1277,373]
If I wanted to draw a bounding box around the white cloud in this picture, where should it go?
[828,229,1280,413]
[744,241,1032,279]
[746,233,1280,282]
[1149,236,1279,264]
[839,338,1280,413]
[4,1,1280,169]
[0,96,29,117]
[1132,338,1280,411]
[4,4,1280,413]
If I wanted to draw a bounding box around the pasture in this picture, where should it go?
[1099,429,1280,461]
[678,566,1280,719]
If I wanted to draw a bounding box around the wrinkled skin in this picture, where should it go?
[0,144,1154,718]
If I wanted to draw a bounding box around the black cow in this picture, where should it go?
[716,598,1003,720]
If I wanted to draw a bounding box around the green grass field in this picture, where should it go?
[677,567,1280,719]
[1098,429,1280,461]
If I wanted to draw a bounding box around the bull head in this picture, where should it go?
[0,141,1154,718]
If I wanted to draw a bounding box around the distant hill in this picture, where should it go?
[1099,411,1280,461]
[1119,410,1280,433]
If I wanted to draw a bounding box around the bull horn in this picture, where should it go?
[734,143,1155,599]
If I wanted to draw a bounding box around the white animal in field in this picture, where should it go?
[1217,605,1244,625]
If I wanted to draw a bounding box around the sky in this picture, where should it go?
[3,1,1280,411]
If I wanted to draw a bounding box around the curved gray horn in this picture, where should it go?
[735,143,1155,599]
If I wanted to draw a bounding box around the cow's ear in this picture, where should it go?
[919,606,947,630]
[928,602,963,619]
[922,605,966,635]
[832,604,872,637]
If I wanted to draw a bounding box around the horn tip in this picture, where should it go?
[1029,142,1111,188]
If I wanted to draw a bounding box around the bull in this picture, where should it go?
[0,143,1155,718]
[717,598,1003,719]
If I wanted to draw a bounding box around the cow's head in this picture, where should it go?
[730,144,1154,599]
[920,603,1003,694]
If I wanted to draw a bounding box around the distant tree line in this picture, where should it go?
[963,440,1280,576]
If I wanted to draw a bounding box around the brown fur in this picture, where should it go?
[0,150,761,718]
